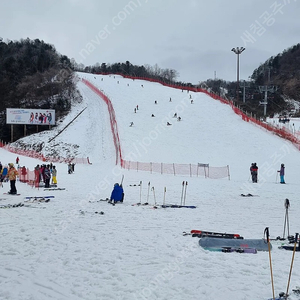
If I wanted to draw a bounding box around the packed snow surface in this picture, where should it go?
[1,73,300,300]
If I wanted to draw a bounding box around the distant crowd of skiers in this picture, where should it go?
[250,162,285,184]
[0,157,78,194]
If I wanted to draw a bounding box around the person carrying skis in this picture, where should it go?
[250,163,258,183]
[277,163,285,184]
[7,163,18,194]
[109,183,124,203]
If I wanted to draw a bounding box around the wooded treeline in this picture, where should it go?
[75,61,189,86]
[0,38,77,141]
[1,38,300,142]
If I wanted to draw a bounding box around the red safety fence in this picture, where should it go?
[18,168,39,187]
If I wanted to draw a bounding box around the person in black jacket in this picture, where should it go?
[250,163,258,183]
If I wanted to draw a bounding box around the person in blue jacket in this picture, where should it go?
[110,183,124,203]
[278,163,285,184]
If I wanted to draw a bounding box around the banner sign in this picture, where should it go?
[6,108,55,125]
[198,163,209,167]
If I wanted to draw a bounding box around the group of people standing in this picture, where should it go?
[35,163,57,188]
[250,162,285,184]
[0,156,62,193]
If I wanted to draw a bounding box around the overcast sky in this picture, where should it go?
[1,0,299,84]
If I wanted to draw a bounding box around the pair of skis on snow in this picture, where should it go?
[184,229,243,239]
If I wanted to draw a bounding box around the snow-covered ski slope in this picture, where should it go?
[79,72,300,179]
[1,72,300,300]
[11,79,116,164]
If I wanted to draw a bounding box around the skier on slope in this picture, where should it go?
[277,163,285,184]
[110,183,124,203]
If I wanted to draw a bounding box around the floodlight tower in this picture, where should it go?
[231,47,245,101]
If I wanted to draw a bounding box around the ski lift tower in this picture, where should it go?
[239,80,251,103]
[259,67,277,116]
[259,85,277,116]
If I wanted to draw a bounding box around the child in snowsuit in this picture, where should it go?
[278,163,285,184]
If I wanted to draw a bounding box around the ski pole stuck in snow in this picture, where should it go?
[183,181,188,206]
[139,181,142,204]
[146,181,150,203]
[151,186,156,206]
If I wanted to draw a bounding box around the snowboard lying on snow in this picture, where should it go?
[199,237,270,251]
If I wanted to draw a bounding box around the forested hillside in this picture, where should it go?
[0,38,78,142]
[1,38,300,143]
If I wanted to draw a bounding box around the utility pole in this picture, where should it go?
[231,47,245,102]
